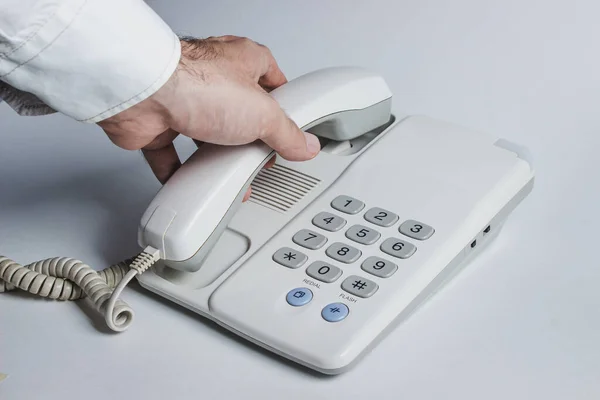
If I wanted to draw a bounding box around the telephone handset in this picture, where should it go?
[138,67,393,272]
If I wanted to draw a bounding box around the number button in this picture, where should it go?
[364,207,399,227]
[292,229,328,250]
[273,247,308,269]
[312,212,346,232]
[331,195,365,215]
[325,242,362,264]
[361,256,398,278]
[380,238,417,259]
[399,219,434,240]
[341,275,379,298]
[345,224,381,245]
[306,261,343,283]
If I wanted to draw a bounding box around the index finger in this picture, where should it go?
[254,43,288,91]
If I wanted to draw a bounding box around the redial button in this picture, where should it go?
[286,287,313,307]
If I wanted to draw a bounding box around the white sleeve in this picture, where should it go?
[0,0,181,123]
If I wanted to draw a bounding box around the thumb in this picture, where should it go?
[260,102,321,161]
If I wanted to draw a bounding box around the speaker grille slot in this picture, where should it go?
[249,163,320,212]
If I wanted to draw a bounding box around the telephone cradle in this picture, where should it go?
[1,66,534,375]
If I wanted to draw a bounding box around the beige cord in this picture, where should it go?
[0,247,159,332]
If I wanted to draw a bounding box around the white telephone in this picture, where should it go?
[0,66,534,375]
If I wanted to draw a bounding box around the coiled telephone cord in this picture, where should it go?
[0,247,159,332]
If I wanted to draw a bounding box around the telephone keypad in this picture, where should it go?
[345,224,380,245]
[326,242,362,264]
[364,207,399,227]
[312,212,346,232]
[273,247,308,269]
[361,256,398,278]
[306,261,343,283]
[277,196,435,314]
[331,195,365,215]
[380,238,416,259]
[292,229,328,250]
[341,275,378,298]
[399,219,435,240]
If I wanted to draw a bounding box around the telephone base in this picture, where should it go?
[137,114,534,374]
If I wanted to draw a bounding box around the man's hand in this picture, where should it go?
[97,35,320,199]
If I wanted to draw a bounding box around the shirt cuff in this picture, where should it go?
[0,0,181,123]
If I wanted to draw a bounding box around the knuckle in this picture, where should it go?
[103,130,139,151]
[114,138,144,151]
[109,132,155,151]
[256,42,273,59]
[260,43,272,55]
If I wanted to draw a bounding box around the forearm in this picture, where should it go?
[0,0,180,122]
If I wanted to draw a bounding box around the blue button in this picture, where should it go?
[286,288,313,306]
[321,302,349,322]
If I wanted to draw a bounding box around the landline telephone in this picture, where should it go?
[0,66,534,374]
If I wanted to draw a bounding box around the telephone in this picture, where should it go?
[0,66,534,375]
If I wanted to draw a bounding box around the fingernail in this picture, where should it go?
[304,132,320,155]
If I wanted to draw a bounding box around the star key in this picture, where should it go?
[273,247,308,269]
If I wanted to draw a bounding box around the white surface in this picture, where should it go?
[1,0,599,398]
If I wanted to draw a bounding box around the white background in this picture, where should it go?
[1,0,599,398]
